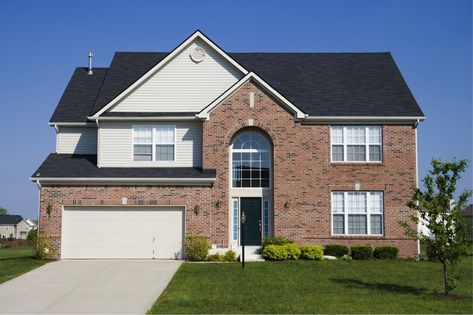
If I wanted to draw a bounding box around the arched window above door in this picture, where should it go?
[231,130,271,188]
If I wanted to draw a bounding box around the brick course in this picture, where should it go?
[39,79,418,258]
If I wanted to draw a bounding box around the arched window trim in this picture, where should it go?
[231,130,271,188]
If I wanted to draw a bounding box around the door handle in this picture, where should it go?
[259,220,262,231]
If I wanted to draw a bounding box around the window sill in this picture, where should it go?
[331,162,383,166]
[331,235,385,239]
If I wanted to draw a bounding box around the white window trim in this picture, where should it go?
[230,133,272,190]
[331,191,384,236]
[132,125,176,162]
[330,126,383,163]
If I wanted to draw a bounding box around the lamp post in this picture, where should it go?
[241,211,246,268]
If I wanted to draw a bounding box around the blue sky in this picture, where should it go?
[0,0,471,219]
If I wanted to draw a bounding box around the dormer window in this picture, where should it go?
[133,125,175,162]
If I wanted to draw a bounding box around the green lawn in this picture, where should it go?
[149,257,473,314]
[0,247,45,284]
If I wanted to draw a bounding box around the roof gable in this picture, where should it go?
[91,31,248,117]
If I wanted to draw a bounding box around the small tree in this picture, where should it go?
[0,207,7,215]
[400,159,472,295]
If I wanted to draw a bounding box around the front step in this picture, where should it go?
[237,246,265,262]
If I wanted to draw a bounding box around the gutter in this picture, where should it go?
[302,116,426,123]
[29,177,215,186]
[87,116,201,122]
[35,180,41,233]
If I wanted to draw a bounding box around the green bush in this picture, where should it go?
[324,244,349,257]
[351,245,373,260]
[425,240,439,261]
[262,244,288,260]
[206,253,225,262]
[184,232,210,261]
[373,246,399,259]
[262,236,293,250]
[34,233,55,260]
[341,254,352,262]
[300,245,324,260]
[285,243,301,260]
[27,229,37,241]
[223,250,238,262]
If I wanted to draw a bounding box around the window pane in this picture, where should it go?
[369,192,383,214]
[348,214,367,234]
[263,199,270,237]
[369,145,381,161]
[332,145,344,161]
[347,127,366,144]
[347,145,366,161]
[155,144,174,161]
[369,127,381,144]
[233,199,239,240]
[347,192,366,213]
[332,192,344,213]
[133,144,152,161]
[370,214,382,234]
[331,127,344,144]
[134,127,152,144]
[155,126,175,144]
[333,214,345,234]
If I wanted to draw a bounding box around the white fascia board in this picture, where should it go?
[90,116,202,122]
[197,72,307,119]
[91,30,249,119]
[302,116,426,123]
[30,177,215,185]
[48,122,96,127]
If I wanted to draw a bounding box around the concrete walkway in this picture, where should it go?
[0,260,181,314]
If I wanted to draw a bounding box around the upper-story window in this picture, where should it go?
[133,126,175,162]
[331,126,382,162]
[231,130,271,188]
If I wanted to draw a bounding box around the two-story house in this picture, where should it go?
[31,31,424,259]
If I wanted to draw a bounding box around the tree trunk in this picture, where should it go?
[443,261,449,295]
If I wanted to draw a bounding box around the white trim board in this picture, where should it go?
[197,72,306,119]
[89,30,249,119]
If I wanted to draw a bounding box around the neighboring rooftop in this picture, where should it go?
[0,215,23,225]
[49,52,424,123]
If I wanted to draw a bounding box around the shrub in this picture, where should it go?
[184,232,210,261]
[262,236,293,250]
[425,240,439,261]
[285,243,301,260]
[34,233,55,260]
[27,229,37,241]
[206,253,225,262]
[373,246,399,259]
[300,245,324,260]
[262,244,288,260]
[324,244,349,257]
[350,245,373,260]
[223,250,238,262]
[341,254,352,262]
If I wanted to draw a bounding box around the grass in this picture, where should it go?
[149,257,473,314]
[0,246,45,284]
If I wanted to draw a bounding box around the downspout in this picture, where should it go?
[36,180,41,234]
[415,118,420,257]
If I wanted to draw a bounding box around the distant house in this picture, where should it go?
[0,215,37,239]
[462,204,473,237]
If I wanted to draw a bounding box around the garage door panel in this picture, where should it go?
[61,207,184,259]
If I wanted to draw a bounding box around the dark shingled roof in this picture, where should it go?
[50,68,108,123]
[49,51,424,123]
[0,215,23,225]
[31,154,216,179]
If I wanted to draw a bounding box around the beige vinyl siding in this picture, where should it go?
[98,122,202,167]
[109,38,242,113]
[56,127,97,154]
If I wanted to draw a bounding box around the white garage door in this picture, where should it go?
[61,206,184,259]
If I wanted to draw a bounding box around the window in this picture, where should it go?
[231,130,271,188]
[331,126,382,162]
[133,125,175,162]
[232,199,239,241]
[331,191,384,236]
[263,198,270,237]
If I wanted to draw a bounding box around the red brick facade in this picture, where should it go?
[39,80,418,258]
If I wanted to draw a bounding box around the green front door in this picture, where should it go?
[240,197,262,245]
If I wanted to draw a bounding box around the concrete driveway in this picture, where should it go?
[0,260,181,314]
